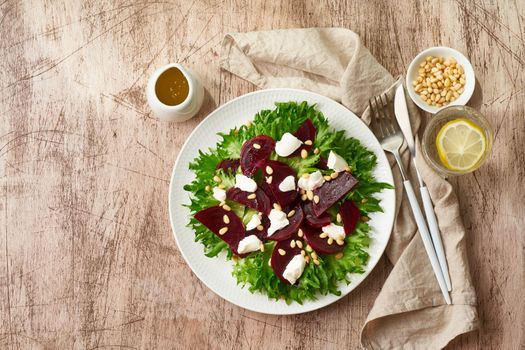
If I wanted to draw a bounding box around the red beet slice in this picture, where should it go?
[270,234,303,284]
[340,201,360,235]
[240,135,275,176]
[303,202,331,228]
[290,119,316,157]
[262,160,298,208]
[302,224,345,254]
[312,171,358,217]
[216,159,240,174]
[194,206,246,256]
[226,187,272,215]
[266,204,304,241]
[246,215,270,240]
[317,156,328,170]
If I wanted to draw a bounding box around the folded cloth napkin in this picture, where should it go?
[220,28,479,349]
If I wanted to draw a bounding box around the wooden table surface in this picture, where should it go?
[1,0,524,349]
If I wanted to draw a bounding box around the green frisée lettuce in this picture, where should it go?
[183,101,392,303]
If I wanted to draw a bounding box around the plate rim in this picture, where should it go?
[168,88,395,315]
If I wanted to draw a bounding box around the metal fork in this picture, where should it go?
[369,94,451,305]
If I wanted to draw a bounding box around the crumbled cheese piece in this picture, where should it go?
[278,175,296,192]
[212,187,227,201]
[267,209,289,236]
[235,174,257,192]
[283,254,306,284]
[275,133,303,157]
[322,223,346,241]
[246,213,262,231]
[297,170,325,191]
[327,151,348,172]
[237,235,262,254]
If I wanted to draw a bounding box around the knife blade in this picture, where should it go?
[394,84,416,156]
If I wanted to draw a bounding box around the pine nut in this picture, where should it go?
[304,140,313,145]
[336,239,344,246]
[253,143,261,149]
[290,240,296,248]
[320,232,328,238]
[306,190,314,201]
[336,213,342,223]
[313,259,320,266]
[278,249,286,256]
[313,195,320,204]
[296,240,303,249]
[213,176,222,183]
[266,176,273,184]
[205,185,211,192]
[330,172,339,179]
[219,227,228,235]
[287,210,296,218]
[222,204,231,211]
[313,148,319,154]
[306,245,313,252]
[301,149,308,159]
[327,238,334,245]
[256,225,264,231]
[223,215,230,224]
[247,193,256,200]
[273,203,282,211]
[266,166,273,174]
[335,253,343,260]
[298,228,304,237]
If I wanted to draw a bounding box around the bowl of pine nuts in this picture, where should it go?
[406,46,475,114]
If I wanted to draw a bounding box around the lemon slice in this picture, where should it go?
[436,118,486,171]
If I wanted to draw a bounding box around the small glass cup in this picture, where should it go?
[422,105,493,176]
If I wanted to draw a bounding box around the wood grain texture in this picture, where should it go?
[0,0,523,349]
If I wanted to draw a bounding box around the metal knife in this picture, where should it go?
[394,84,452,292]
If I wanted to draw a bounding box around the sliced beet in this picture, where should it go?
[266,204,304,241]
[302,224,345,254]
[246,215,270,240]
[290,119,316,157]
[340,201,360,235]
[194,206,246,256]
[226,187,272,215]
[270,234,303,284]
[262,160,298,208]
[240,135,275,176]
[216,159,240,174]
[303,202,331,228]
[312,171,358,217]
[317,156,328,170]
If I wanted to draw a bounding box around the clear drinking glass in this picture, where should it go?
[422,105,493,176]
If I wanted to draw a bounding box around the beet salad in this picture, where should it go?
[184,102,392,303]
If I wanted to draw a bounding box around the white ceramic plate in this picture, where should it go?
[169,88,395,315]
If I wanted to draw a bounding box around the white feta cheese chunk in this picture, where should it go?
[278,175,296,192]
[283,254,306,285]
[212,187,227,202]
[322,223,346,241]
[327,151,348,172]
[267,209,289,236]
[235,174,257,192]
[237,235,262,254]
[297,170,325,191]
[275,132,303,157]
[246,213,262,231]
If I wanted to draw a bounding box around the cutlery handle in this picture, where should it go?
[420,186,452,292]
[403,180,451,304]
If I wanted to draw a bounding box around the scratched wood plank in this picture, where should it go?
[0,0,523,349]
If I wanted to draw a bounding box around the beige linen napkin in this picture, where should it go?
[220,28,479,349]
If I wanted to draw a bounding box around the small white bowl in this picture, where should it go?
[406,46,475,114]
